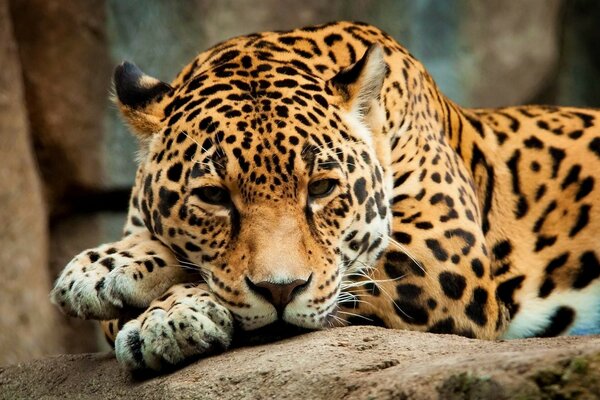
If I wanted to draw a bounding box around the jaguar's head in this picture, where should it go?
[115,45,392,330]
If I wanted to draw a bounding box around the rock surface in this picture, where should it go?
[10,0,111,212]
[1,327,600,400]
[459,0,562,107]
[0,0,62,365]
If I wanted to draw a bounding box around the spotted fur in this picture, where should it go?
[52,21,600,370]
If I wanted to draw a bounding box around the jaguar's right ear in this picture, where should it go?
[114,62,173,137]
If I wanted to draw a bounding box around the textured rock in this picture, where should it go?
[403,0,562,107]
[8,0,125,358]
[0,0,61,365]
[10,0,112,212]
[461,0,562,107]
[555,0,600,107]
[1,327,600,400]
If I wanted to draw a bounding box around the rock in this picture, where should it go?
[1,327,600,399]
[9,0,112,213]
[0,0,62,365]
[6,0,132,358]
[459,0,562,107]
[555,1,600,107]
[402,0,562,107]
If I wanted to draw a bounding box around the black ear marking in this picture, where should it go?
[331,46,372,96]
[329,44,387,114]
[114,61,172,109]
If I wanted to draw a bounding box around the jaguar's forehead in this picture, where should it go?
[166,59,337,130]
[154,54,366,178]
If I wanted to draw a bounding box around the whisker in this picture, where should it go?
[339,294,375,306]
[375,278,413,320]
[166,264,200,272]
[336,310,373,323]
[329,314,348,327]
[341,274,406,286]
[181,131,211,154]
[385,235,428,276]
[181,131,225,169]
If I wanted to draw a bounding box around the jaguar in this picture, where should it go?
[51,21,600,371]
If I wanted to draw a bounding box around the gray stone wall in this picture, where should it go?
[0,0,60,364]
[0,0,598,365]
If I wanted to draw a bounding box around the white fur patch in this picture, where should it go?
[138,74,163,89]
[341,110,374,148]
[503,282,600,338]
[350,45,386,118]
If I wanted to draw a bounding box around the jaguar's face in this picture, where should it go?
[119,45,391,330]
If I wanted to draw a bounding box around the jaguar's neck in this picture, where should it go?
[442,100,498,171]
[384,53,496,169]
[444,99,499,234]
[386,64,498,235]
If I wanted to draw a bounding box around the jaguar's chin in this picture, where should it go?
[281,302,342,330]
[231,298,339,333]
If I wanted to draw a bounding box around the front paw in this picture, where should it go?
[51,250,122,319]
[51,243,189,320]
[115,293,234,370]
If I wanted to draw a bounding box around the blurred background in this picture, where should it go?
[1,0,599,366]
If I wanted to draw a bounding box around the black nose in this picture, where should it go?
[245,276,311,315]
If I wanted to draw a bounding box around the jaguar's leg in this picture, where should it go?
[51,231,199,320]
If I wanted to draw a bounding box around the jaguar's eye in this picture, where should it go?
[308,179,338,199]
[192,186,230,206]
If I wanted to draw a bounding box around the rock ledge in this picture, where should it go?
[1,327,600,399]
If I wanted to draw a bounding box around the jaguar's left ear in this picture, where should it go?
[330,44,387,123]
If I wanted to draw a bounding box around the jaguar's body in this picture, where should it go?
[51,21,600,370]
